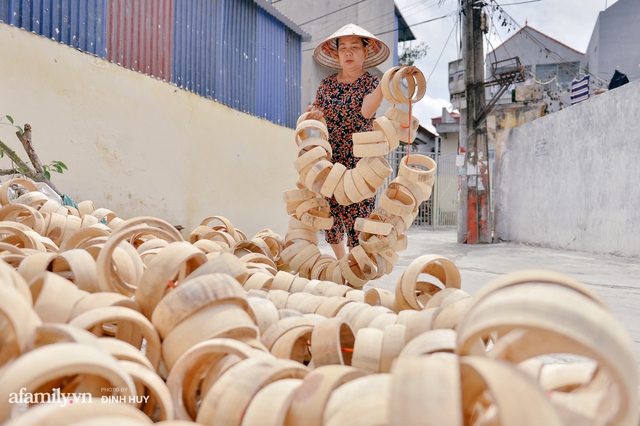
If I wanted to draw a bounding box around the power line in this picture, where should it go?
[333,5,455,41]
[302,12,454,52]
[486,5,517,61]
[359,0,444,38]
[366,2,458,44]
[376,12,455,36]
[300,0,383,43]
[298,0,369,26]
[298,0,455,55]
[427,20,457,83]
[500,0,542,6]
[397,0,445,18]
[488,0,608,85]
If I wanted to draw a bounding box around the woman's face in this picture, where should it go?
[337,35,366,71]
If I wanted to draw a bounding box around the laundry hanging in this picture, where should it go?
[608,70,629,90]
[570,74,590,105]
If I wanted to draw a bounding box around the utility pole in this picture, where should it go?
[458,0,491,244]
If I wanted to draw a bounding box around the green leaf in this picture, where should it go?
[44,170,51,180]
[5,115,14,125]
[0,151,4,158]
[16,167,24,175]
[53,160,68,170]
[15,126,23,135]
[54,165,63,174]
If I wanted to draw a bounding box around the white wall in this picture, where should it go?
[495,79,640,257]
[0,24,298,238]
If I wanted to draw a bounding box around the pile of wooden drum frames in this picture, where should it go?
[0,66,636,425]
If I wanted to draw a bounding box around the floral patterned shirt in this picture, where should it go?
[313,72,380,169]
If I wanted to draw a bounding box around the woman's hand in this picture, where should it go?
[305,105,324,121]
[402,64,420,76]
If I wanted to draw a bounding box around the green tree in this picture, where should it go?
[399,42,429,66]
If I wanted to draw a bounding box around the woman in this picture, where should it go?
[307,23,410,260]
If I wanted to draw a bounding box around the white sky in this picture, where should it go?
[393,0,619,132]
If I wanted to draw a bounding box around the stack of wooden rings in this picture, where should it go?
[281,65,438,287]
[0,176,637,421]
[234,256,473,379]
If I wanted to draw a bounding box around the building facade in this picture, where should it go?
[484,25,585,113]
[585,0,640,89]
[432,108,460,154]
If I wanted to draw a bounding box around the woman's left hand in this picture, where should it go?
[305,106,324,121]
[402,64,421,76]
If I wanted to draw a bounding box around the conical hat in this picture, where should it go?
[313,23,390,70]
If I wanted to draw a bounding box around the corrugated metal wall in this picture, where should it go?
[256,7,285,124]
[106,0,173,80]
[1,0,302,128]
[284,27,301,129]
[220,0,256,113]
[172,0,220,98]
[0,0,106,54]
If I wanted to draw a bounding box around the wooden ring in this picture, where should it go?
[29,271,90,323]
[195,357,309,425]
[69,305,162,371]
[295,119,329,145]
[380,66,405,104]
[373,116,400,151]
[0,342,136,424]
[287,365,367,426]
[0,178,39,206]
[151,272,252,339]
[310,317,355,367]
[167,338,271,421]
[391,66,426,103]
[396,254,461,310]
[0,203,46,234]
[242,378,303,426]
[319,162,347,198]
[135,242,207,318]
[399,154,437,186]
[162,303,258,371]
[389,354,461,425]
[379,323,406,373]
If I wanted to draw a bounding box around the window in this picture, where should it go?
[534,62,580,91]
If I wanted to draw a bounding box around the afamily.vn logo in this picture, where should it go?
[8,388,92,407]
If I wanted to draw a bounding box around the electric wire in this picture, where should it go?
[297,0,369,26]
[499,0,542,6]
[300,0,458,51]
[427,19,457,83]
[488,0,609,86]
[301,12,454,52]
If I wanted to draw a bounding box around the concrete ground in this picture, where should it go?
[319,227,640,369]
